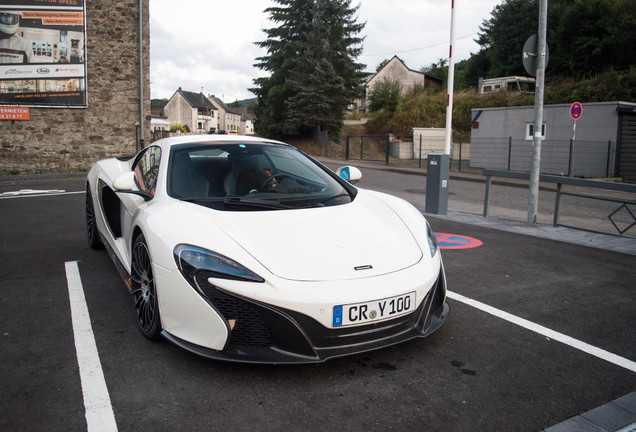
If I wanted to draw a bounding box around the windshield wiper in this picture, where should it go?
[181,195,290,210]
[319,193,351,204]
[223,196,292,210]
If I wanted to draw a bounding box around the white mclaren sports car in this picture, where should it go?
[85,134,449,363]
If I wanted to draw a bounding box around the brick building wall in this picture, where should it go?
[0,0,150,174]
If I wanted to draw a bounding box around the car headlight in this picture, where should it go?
[174,244,264,287]
[426,222,439,257]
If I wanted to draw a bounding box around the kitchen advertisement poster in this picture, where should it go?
[0,1,87,107]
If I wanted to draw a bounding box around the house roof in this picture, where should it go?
[208,95,243,115]
[231,106,255,121]
[368,55,443,85]
[176,88,217,110]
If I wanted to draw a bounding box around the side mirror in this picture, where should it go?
[113,171,153,200]
[336,166,362,184]
[113,171,136,191]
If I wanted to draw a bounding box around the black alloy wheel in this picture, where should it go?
[86,184,103,250]
[131,233,162,340]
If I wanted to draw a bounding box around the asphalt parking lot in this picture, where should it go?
[1,171,634,432]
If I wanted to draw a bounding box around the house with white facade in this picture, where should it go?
[358,56,443,111]
[208,95,243,134]
[231,106,255,135]
[163,88,218,133]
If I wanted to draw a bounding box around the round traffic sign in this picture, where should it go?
[570,102,582,120]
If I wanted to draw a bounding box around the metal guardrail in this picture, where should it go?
[483,170,636,236]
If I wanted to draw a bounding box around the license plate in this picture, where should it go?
[333,292,416,327]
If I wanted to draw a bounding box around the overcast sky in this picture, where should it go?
[150,0,504,102]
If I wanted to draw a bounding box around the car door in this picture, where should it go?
[118,145,162,267]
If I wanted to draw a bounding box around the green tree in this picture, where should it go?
[375,58,390,72]
[471,0,636,83]
[251,0,365,139]
[151,98,169,109]
[367,78,401,112]
[550,0,636,78]
[476,0,538,78]
[421,58,447,81]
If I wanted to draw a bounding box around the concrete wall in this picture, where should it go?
[470,102,621,177]
[0,0,150,174]
[412,127,445,156]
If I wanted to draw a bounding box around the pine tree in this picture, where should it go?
[251,0,365,139]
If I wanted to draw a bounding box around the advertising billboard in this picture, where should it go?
[0,0,87,107]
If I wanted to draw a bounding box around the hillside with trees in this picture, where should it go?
[247,0,635,145]
[365,0,636,140]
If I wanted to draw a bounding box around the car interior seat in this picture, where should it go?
[224,155,262,196]
[170,151,210,198]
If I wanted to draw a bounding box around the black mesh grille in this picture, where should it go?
[196,275,273,347]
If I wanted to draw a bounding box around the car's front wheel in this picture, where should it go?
[131,233,162,340]
[85,184,103,250]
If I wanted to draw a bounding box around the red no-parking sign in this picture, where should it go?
[570,102,583,120]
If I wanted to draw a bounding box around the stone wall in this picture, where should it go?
[0,0,150,174]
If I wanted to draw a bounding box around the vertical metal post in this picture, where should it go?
[138,0,145,150]
[553,183,562,226]
[345,135,350,160]
[508,136,512,171]
[568,139,574,176]
[458,134,463,172]
[606,140,612,178]
[444,0,456,156]
[418,135,422,168]
[527,0,548,225]
[385,134,390,165]
[483,174,491,217]
[360,136,363,160]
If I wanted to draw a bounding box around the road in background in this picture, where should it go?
[320,159,636,240]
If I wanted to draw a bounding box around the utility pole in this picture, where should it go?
[444,0,456,156]
[138,0,145,150]
[425,0,455,215]
[527,0,548,225]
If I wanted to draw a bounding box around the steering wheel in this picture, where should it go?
[259,173,292,192]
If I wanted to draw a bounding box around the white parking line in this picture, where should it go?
[447,290,636,373]
[0,190,83,199]
[65,261,118,432]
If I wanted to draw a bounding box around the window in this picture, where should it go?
[133,146,161,196]
[525,123,546,140]
[168,143,353,210]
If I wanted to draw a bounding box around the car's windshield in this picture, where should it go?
[167,142,353,210]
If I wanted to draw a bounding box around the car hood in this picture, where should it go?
[210,191,423,282]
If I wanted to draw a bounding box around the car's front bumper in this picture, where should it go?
[161,267,450,364]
